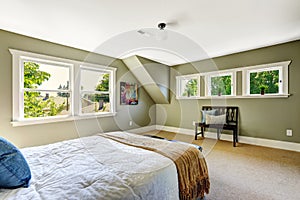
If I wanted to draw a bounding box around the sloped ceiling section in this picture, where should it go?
[122,56,170,104]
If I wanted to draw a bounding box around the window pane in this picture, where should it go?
[81,93,110,114]
[211,75,231,95]
[181,78,198,97]
[250,70,279,94]
[24,91,71,118]
[24,62,69,90]
[81,69,109,92]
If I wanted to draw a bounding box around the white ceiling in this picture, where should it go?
[1,0,300,66]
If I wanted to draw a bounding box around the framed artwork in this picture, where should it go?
[120,82,138,105]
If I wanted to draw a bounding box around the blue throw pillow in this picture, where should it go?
[0,137,31,189]
[201,109,217,123]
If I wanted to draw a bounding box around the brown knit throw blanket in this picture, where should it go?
[99,132,210,199]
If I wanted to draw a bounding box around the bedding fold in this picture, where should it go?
[99,132,210,199]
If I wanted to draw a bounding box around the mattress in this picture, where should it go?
[0,133,179,200]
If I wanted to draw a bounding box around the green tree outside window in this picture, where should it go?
[211,75,231,95]
[250,70,279,94]
[95,73,110,103]
[24,62,65,118]
[182,79,198,97]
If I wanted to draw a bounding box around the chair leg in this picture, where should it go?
[195,125,198,140]
[201,127,205,137]
[233,130,237,147]
[217,129,221,140]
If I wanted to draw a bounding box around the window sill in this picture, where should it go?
[237,94,290,99]
[11,112,117,127]
[176,94,290,100]
[176,96,201,99]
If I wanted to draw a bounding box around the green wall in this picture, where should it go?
[1,29,299,147]
[158,40,300,143]
[0,30,155,148]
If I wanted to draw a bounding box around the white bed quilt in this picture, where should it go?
[0,133,179,200]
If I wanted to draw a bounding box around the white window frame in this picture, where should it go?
[176,74,200,99]
[10,49,117,126]
[242,61,290,96]
[205,71,236,97]
[79,65,116,116]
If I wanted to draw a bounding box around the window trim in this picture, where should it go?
[20,57,73,120]
[205,71,236,97]
[10,49,117,127]
[175,61,291,99]
[176,74,200,99]
[242,61,290,96]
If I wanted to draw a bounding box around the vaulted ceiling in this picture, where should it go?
[1,0,300,65]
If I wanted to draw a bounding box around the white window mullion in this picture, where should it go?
[80,91,110,95]
[243,70,249,96]
[282,64,289,95]
[205,75,211,96]
[278,68,283,94]
[68,64,74,116]
[232,71,236,96]
[19,91,24,121]
[73,64,80,116]
[19,58,25,121]
[109,69,117,113]
[197,76,201,97]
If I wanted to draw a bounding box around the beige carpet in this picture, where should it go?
[143,130,300,200]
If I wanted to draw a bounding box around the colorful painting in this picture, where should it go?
[120,82,138,105]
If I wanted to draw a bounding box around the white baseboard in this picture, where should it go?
[155,125,300,152]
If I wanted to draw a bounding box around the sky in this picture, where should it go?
[34,63,106,92]
[37,63,69,90]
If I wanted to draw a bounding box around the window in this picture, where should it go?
[206,72,235,96]
[80,66,114,115]
[176,75,200,98]
[243,61,290,96]
[22,60,72,119]
[249,67,280,94]
[10,49,116,126]
[176,61,290,99]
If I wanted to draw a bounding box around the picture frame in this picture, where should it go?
[120,82,138,105]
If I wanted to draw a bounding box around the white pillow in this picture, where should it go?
[205,114,226,124]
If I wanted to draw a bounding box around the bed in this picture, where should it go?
[0,131,209,200]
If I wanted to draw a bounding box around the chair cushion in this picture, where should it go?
[201,109,217,123]
[0,137,31,189]
[206,114,226,125]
